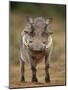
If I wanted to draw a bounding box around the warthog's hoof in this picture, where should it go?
[32,77,38,82]
[45,76,50,83]
[20,76,25,82]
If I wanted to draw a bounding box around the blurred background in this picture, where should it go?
[9,1,66,88]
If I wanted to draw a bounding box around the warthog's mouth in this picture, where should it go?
[29,49,45,60]
[29,48,45,54]
[29,48,44,53]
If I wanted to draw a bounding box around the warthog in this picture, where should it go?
[19,16,53,83]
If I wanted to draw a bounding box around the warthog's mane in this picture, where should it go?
[33,17,46,28]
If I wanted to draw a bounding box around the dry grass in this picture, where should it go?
[9,12,66,88]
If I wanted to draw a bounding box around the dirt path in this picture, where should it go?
[10,59,65,89]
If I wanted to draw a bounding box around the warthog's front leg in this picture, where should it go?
[20,59,25,82]
[31,65,38,82]
[31,60,38,82]
[45,55,50,83]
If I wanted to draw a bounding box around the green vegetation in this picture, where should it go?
[10,2,66,19]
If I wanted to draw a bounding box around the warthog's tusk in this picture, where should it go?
[46,36,52,48]
[23,35,28,46]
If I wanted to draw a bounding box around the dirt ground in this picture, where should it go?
[10,57,66,89]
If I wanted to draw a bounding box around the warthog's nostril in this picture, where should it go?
[29,41,32,43]
[43,41,46,44]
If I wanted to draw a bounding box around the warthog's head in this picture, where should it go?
[23,16,53,51]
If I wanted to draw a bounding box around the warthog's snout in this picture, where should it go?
[28,41,46,51]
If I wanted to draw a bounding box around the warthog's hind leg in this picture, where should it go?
[45,55,50,83]
[45,64,50,83]
[20,59,25,82]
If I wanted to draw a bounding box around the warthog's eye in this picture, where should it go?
[42,31,53,37]
[29,32,35,37]
[24,31,29,34]
[42,32,47,37]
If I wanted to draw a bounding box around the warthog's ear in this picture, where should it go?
[26,16,33,24]
[45,18,53,25]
